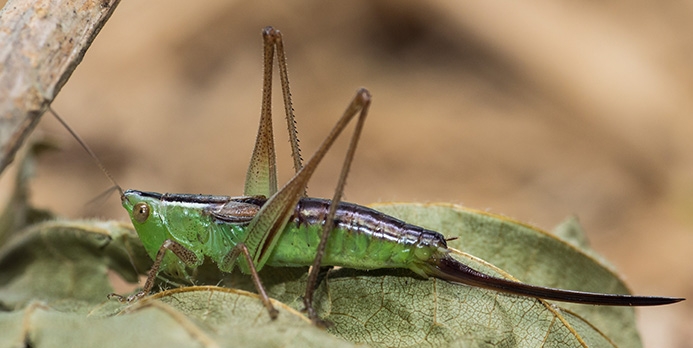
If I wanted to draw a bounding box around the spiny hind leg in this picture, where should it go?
[264,26,303,175]
[244,26,302,198]
[108,239,198,303]
[221,243,279,320]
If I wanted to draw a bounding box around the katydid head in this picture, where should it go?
[122,189,212,281]
[122,190,169,261]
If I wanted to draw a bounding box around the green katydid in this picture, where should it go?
[50,26,683,323]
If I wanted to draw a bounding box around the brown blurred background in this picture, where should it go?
[17,0,693,346]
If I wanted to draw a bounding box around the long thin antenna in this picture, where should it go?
[47,106,124,198]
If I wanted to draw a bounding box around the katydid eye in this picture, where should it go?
[133,202,150,223]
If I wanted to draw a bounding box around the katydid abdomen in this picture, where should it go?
[268,198,447,274]
[123,189,682,307]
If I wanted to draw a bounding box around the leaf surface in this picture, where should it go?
[0,203,645,347]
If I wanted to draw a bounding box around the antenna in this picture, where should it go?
[47,106,125,198]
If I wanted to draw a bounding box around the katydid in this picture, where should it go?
[50,26,683,323]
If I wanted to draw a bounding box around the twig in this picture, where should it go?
[0,0,121,173]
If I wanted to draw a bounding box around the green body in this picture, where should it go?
[123,191,444,281]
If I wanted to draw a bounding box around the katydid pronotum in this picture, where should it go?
[50,26,683,323]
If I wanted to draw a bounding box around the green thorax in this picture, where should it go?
[122,190,250,278]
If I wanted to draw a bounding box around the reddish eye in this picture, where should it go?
[133,202,150,223]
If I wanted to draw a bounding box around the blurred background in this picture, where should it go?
[13,0,693,346]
